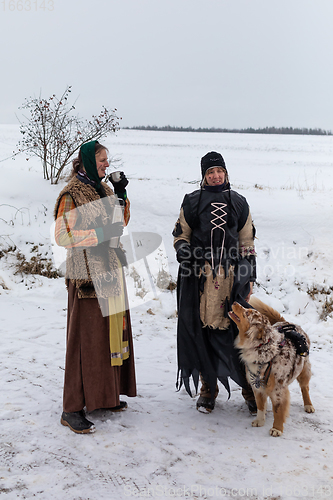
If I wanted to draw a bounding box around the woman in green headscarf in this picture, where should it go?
[54,140,136,434]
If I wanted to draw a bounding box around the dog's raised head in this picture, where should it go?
[228,302,271,346]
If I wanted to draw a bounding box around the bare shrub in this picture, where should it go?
[13,250,60,279]
[307,284,333,321]
[16,86,120,184]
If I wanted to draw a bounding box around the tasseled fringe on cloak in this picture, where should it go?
[176,368,232,401]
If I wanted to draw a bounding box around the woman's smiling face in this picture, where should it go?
[205,167,226,186]
[95,149,109,178]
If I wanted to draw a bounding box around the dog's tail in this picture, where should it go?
[249,296,285,325]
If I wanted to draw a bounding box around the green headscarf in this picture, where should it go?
[80,140,102,189]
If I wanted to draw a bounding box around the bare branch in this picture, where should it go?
[14,86,120,184]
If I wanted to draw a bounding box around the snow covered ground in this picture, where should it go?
[0,126,332,500]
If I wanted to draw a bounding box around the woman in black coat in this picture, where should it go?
[173,151,256,414]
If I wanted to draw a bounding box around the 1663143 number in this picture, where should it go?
[1,0,54,11]
[278,484,332,498]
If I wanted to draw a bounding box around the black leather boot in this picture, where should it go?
[61,410,95,434]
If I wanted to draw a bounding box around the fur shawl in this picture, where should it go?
[54,176,122,299]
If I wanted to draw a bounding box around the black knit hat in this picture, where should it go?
[201,151,227,178]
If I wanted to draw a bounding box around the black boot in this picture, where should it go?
[108,401,128,412]
[196,395,216,413]
[246,399,257,415]
[196,376,219,413]
[61,410,95,434]
[241,373,257,415]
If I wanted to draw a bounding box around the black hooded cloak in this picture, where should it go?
[174,186,256,400]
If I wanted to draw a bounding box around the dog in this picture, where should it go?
[229,301,315,437]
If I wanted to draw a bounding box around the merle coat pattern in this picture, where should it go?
[229,302,315,437]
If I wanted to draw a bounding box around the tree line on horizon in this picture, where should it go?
[124,125,332,136]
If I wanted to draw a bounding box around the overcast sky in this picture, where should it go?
[1,0,333,130]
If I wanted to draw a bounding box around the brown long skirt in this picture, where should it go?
[63,281,137,413]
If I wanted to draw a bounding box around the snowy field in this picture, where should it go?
[0,126,333,500]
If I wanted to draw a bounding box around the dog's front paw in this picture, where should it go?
[304,405,315,413]
[252,418,265,427]
[270,427,282,437]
